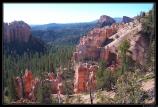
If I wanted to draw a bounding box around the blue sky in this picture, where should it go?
[3,3,154,25]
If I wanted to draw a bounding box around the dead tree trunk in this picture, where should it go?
[88,71,94,104]
[89,79,93,104]
[57,83,61,104]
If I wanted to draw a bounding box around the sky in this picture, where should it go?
[3,3,154,25]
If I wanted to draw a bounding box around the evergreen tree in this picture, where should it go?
[118,40,130,74]
[114,71,144,104]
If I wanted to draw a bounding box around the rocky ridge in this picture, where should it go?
[73,16,149,94]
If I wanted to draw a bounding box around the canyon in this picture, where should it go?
[3,13,153,104]
[11,15,149,96]
[73,15,149,93]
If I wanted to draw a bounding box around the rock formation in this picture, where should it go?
[122,16,134,23]
[74,63,98,93]
[128,34,149,65]
[3,21,46,55]
[14,69,40,100]
[14,67,64,101]
[73,25,118,63]
[73,16,148,93]
[22,69,33,98]
[97,15,116,28]
[3,21,31,43]
[48,68,64,94]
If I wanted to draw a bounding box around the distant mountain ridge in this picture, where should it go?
[30,21,97,31]
[30,15,133,30]
[31,21,97,45]
[30,16,133,45]
[30,17,124,31]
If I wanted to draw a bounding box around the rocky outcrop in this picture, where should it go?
[74,63,98,93]
[22,69,34,98]
[97,15,116,28]
[73,25,118,63]
[48,68,64,94]
[122,16,134,23]
[3,21,31,43]
[3,21,46,55]
[128,34,149,65]
[73,17,148,93]
[14,68,64,101]
[14,69,40,100]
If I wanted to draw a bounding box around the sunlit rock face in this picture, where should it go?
[3,21,31,43]
[128,35,149,66]
[22,69,34,98]
[74,63,98,93]
[97,15,116,28]
[72,16,148,93]
[3,21,46,55]
[48,71,64,94]
[73,25,118,62]
[14,69,40,100]
[14,68,64,101]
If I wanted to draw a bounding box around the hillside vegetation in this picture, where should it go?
[3,7,155,104]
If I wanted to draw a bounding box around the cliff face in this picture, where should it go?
[73,16,148,93]
[3,21,31,43]
[74,63,98,93]
[97,15,116,28]
[3,21,46,55]
[128,34,149,65]
[48,69,64,94]
[73,25,118,62]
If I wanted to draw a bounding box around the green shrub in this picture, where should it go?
[118,40,130,75]
[96,60,117,91]
[114,71,144,104]
[96,90,114,104]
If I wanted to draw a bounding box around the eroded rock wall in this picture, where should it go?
[3,21,31,43]
[73,17,148,93]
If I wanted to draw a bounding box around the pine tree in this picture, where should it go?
[118,40,130,74]
[114,71,144,104]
